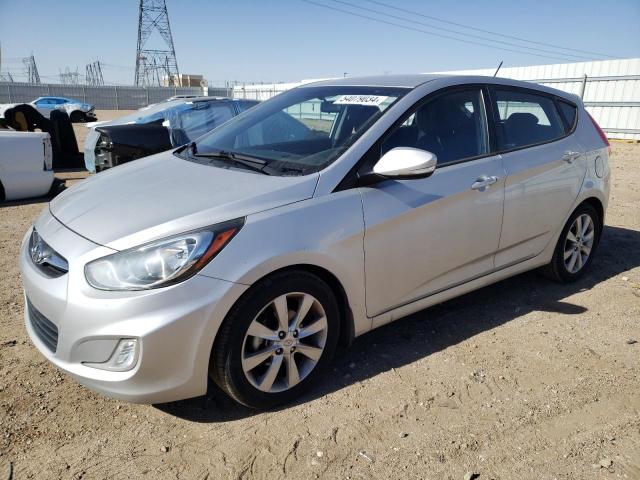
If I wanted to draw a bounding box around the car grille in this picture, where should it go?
[27,299,58,353]
[28,229,68,278]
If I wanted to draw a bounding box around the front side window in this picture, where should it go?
[381,87,489,165]
[189,86,408,175]
[493,89,565,150]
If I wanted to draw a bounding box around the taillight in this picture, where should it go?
[587,112,611,155]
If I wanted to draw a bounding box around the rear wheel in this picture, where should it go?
[543,203,602,282]
[211,271,340,409]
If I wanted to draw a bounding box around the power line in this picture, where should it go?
[302,0,581,62]
[361,0,616,59]
[329,0,598,61]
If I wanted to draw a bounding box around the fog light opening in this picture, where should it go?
[84,338,139,372]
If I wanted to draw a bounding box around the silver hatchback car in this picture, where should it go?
[20,75,610,409]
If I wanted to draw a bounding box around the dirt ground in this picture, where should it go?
[0,143,639,480]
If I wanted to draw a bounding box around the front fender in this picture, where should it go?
[199,190,370,336]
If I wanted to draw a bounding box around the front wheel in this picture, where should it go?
[211,271,340,409]
[543,203,602,282]
[70,111,85,122]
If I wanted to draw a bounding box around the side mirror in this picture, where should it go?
[367,147,437,182]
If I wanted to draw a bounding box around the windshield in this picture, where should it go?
[186,86,408,175]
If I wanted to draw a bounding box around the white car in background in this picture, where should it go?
[0,96,97,123]
[0,130,60,201]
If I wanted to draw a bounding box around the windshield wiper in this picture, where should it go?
[190,144,270,175]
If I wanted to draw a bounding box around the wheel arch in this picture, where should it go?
[210,264,355,367]
[580,196,604,226]
[276,264,356,348]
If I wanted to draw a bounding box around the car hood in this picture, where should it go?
[50,151,318,250]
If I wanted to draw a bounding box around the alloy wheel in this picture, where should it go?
[241,292,328,393]
[563,213,595,274]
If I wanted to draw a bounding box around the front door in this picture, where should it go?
[33,98,55,117]
[360,86,505,317]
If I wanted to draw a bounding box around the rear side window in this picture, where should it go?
[493,89,565,151]
[557,100,577,132]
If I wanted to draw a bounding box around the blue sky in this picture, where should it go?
[1,0,639,85]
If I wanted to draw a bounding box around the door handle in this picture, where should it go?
[562,151,581,163]
[471,175,499,191]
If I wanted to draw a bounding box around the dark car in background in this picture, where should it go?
[84,97,258,172]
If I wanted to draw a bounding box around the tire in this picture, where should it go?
[70,111,85,123]
[211,270,340,409]
[543,203,602,283]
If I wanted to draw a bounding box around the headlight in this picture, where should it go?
[84,219,243,291]
[94,134,113,167]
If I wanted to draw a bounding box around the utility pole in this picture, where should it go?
[134,0,179,86]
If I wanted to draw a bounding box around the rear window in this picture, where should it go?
[557,100,578,132]
[493,89,565,151]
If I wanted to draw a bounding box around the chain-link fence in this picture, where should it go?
[0,82,232,110]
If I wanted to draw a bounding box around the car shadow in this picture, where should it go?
[155,224,640,422]
[1,194,52,208]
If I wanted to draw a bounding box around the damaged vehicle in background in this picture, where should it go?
[85,97,258,172]
[0,96,96,123]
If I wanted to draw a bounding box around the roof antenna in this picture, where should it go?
[493,60,504,77]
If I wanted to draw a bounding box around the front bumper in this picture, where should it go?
[20,210,248,403]
[84,109,97,121]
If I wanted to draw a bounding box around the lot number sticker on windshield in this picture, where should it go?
[333,95,388,106]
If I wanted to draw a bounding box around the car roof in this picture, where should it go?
[190,96,257,103]
[304,74,444,88]
[34,96,77,102]
[302,74,578,101]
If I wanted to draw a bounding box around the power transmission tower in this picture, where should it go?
[59,67,80,85]
[23,54,40,84]
[134,0,179,86]
[86,61,104,86]
[0,71,14,82]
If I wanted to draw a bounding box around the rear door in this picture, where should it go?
[489,86,586,268]
[361,86,505,317]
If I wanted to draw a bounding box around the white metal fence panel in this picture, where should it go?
[0,82,232,110]
[434,58,640,140]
